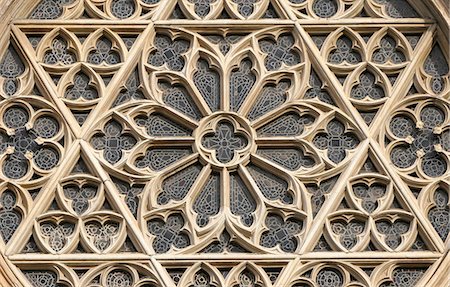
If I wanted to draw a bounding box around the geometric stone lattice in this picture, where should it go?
[0,0,448,286]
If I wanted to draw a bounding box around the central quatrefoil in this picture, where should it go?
[201,120,249,164]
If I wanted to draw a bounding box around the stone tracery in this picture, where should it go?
[0,0,447,286]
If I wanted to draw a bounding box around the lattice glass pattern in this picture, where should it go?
[0,0,447,286]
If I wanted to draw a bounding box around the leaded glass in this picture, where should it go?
[247,81,289,121]
[229,59,255,111]
[147,213,190,253]
[202,121,248,163]
[428,188,450,242]
[260,213,302,252]
[258,33,300,70]
[43,36,76,65]
[158,164,202,204]
[229,173,256,226]
[0,0,448,285]
[148,35,190,71]
[87,36,121,65]
[388,105,448,177]
[193,173,220,227]
[256,112,314,137]
[193,59,221,112]
[0,190,21,243]
[64,72,99,100]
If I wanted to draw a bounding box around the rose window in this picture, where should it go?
[0,0,449,286]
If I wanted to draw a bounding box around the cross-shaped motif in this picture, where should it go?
[147,213,190,253]
[201,121,248,163]
[313,119,360,164]
[90,119,137,164]
[148,35,190,71]
[259,34,301,71]
[260,213,303,252]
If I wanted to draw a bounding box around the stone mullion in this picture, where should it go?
[369,24,437,136]
[79,141,154,255]
[279,0,447,256]
[423,251,450,286]
[79,23,154,139]
[368,139,446,252]
[9,253,151,261]
[5,141,82,255]
[10,24,82,138]
[290,21,370,135]
[153,19,295,25]
[151,257,177,287]
[273,257,301,287]
[0,253,23,287]
[298,140,370,253]
[151,0,177,20]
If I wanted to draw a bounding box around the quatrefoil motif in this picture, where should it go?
[259,33,301,71]
[147,213,190,253]
[90,119,137,164]
[148,35,190,71]
[0,106,60,179]
[313,119,360,164]
[260,213,303,252]
[202,120,249,164]
[389,105,449,177]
